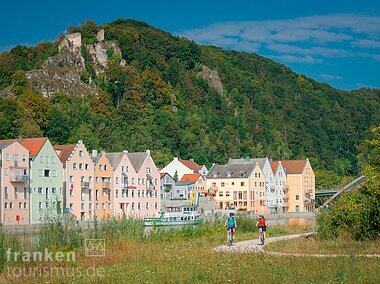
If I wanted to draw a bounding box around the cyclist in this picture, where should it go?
[225,212,237,245]
[256,215,267,244]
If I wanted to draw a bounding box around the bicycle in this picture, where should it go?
[259,228,265,245]
[227,227,235,246]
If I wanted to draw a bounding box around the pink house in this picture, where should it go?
[106,151,134,219]
[54,140,95,221]
[0,141,30,225]
[126,150,160,218]
[106,150,160,219]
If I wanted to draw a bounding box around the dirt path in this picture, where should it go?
[213,233,311,253]
[213,233,380,258]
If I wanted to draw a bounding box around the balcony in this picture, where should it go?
[9,174,28,183]
[102,182,111,189]
[81,182,90,189]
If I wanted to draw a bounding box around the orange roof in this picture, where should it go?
[180,173,202,183]
[0,137,48,157]
[179,159,202,171]
[270,161,279,173]
[53,144,76,164]
[281,160,307,174]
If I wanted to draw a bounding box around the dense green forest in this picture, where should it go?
[0,19,379,188]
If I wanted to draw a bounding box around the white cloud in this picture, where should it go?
[179,14,380,64]
[269,54,323,64]
[320,73,343,80]
[351,39,380,49]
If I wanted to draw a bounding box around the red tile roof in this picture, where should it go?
[180,173,202,183]
[270,161,279,173]
[0,137,48,157]
[179,159,202,171]
[53,144,76,164]
[281,160,307,174]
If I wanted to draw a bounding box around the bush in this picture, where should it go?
[317,191,380,240]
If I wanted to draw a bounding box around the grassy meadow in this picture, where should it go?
[0,216,379,283]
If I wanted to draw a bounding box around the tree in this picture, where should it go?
[173,170,178,182]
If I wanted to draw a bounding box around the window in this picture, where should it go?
[89,176,93,182]
[81,203,85,210]
[96,203,99,210]
[146,202,149,209]
[38,169,43,177]
[108,204,112,210]
[226,191,230,197]
[79,150,83,157]
[6,154,10,161]
[126,166,129,172]
[44,170,50,177]
[155,202,158,209]
[52,187,57,194]
[5,187,8,199]
[23,188,27,199]
[219,191,224,197]
[14,188,18,199]
[79,163,83,170]
[104,165,107,171]
[221,182,225,187]
[70,176,74,183]
[22,155,26,162]
[39,202,42,209]
[69,203,73,211]
[138,178,141,185]
[241,182,245,186]
[89,203,92,210]
[70,189,74,197]
[132,178,135,185]
[4,202,8,209]
[142,178,145,185]
[52,156,56,164]
[296,195,300,200]
[51,170,57,177]
[19,202,22,209]
[121,166,124,172]
[116,190,119,198]
[96,177,99,183]
[73,163,77,170]
[100,165,103,171]
[52,202,56,208]
[102,203,105,210]
[85,164,89,170]
[132,203,135,210]
[10,202,13,209]
[138,203,141,210]
[116,177,119,184]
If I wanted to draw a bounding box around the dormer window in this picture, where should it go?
[213,172,218,178]
[79,150,83,157]
[227,171,231,178]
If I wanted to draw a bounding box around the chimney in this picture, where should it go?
[19,134,23,142]
[92,150,98,159]
[190,158,194,162]
[123,150,128,153]
[146,149,150,155]
[174,157,178,161]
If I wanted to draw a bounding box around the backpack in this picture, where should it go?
[227,217,235,227]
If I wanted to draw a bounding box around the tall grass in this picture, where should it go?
[0,228,22,271]
[36,215,83,251]
[96,217,145,242]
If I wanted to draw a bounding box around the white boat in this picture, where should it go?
[144,205,202,226]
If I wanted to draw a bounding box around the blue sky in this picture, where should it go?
[1,0,379,90]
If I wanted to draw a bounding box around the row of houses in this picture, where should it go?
[0,138,160,225]
[159,157,315,214]
[0,136,315,225]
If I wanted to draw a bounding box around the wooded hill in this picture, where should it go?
[0,19,379,188]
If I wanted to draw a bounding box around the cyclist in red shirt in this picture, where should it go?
[256,215,267,240]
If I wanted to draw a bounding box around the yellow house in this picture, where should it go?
[281,159,315,213]
[206,162,266,214]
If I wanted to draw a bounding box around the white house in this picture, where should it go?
[270,161,289,213]
[161,157,208,181]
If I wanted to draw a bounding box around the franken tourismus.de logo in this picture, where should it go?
[85,239,106,257]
